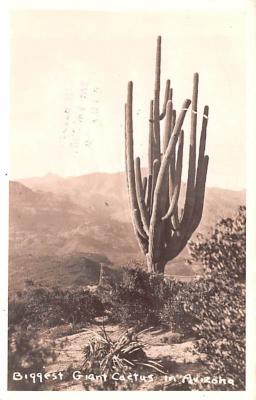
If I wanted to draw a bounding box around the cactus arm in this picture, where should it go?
[183,106,209,236]
[189,108,209,233]
[190,72,199,175]
[148,100,154,176]
[159,79,171,120]
[159,101,174,224]
[133,209,148,240]
[125,81,148,249]
[159,101,174,239]
[174,207,184,230]
[190,155,209,233]
[181,73,199,228]
[196,106,209,182]
[162,100,173,152]
[169,88,173,102]
[165,152,208,260]
[150,159,160,212]
[168,107,179,232]
[162,208,177,245]
[170,108,180,229]
[142,176,147,199]
[135,157,150,235]
[162,130,184,221]
[146,174,152,210]
[153,36,161,162]
[171,209,181,230]
[171,109,176,130]
[152,99,191,203]
[169,109,177,197]
[124,104,130,191]
[149,99,191,261]
[125,81,138,212]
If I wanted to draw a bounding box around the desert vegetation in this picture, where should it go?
[8,206,245,391]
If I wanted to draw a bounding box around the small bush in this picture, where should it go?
[107,267,170,327]
[8,325,56,390]
[159,278,208,336]
[107,267,197,335]
[82,325,164,389]
[189,206,246,282]
[9,285,104,330]
[187,206,246,390]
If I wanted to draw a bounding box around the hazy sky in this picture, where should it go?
[10,10,246,190]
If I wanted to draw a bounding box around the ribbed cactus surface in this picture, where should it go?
[125,36,209,273]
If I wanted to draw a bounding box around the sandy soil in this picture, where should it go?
[43,323,206,391]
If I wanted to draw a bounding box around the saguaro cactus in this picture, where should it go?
[125,36,209,274]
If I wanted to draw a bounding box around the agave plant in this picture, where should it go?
[82,324,164,376]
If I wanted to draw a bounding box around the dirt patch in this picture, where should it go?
[44,324,205,391]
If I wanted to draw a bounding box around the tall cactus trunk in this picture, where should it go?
[146,255,166,274]
[125,36,209,275]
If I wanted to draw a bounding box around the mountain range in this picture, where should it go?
[9,171,245,292]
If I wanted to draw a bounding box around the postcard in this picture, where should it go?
[0,0,255,398]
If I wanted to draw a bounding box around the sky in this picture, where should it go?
[10,10,246,190]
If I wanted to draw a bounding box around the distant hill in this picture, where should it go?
[8,252,119,294]
[9,180,138,262]
[9,172,245,291]
[19,171,245,234]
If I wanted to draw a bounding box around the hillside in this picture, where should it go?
[8,252,123,294]
[9,172,245,291]
[19,171,245,230]
[9,180,138,261]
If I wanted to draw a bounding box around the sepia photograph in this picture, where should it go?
[3,3,251,393]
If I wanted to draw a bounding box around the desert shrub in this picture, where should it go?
[82,325,164,390]
[189,206,246,282]
[9,298,26,326]
[107,267,170,326]
[108,267,201,335]
[186,206,246,390]
[107,267,196,331]
[8,325,56,390]
[9,285,104,329]
[159,278,209,336]
[120,258,147,270]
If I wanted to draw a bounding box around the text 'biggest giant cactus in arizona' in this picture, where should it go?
[125,36,209,274]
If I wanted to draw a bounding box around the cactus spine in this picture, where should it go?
[125,36,209,274]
